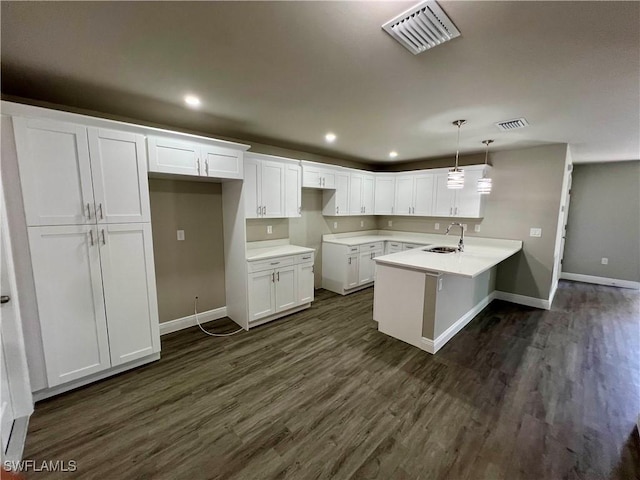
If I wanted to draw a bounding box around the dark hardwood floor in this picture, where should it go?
[23,281,640,479]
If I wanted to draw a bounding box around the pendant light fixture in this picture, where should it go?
[447,120,466,189]
[477,139,494,195]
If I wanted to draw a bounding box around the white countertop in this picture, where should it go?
[322,230,522,278]
[247,240,315,261]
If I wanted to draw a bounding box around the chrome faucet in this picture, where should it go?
[446,222,465,252]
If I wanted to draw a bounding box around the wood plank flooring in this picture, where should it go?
[23,281,640,479]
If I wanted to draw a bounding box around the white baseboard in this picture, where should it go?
[494,290,551,310]
[159,306,228,335]
[420,292,496,354]
[560,272,640,290]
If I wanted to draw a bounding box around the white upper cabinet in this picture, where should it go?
[147,135,242,180]
[245,154,300,219]
[284,162,302,217]
[323,170,350,216]
[13,118,151,226]
[349,172,375,215]
[13,117,95,226]
[433,166,488,218]
[412,173,435,216]
[244,157,285,218]
[88,128,150,224]
[395,175,415,216]
[301,161,336,189]
[374,176,396,215]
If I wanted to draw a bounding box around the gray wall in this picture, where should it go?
[562,161,640,282]
[149,179,226,322]
[378,144,569,300]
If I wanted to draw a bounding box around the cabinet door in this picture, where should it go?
[302,166,323,188]
[321,169,336,189]
[361,175,375,215]
[28,225,111,387]
[99,223,160,367]
[346,255,359,289]
[371,249,383,280]
[297,263,314,304]
[433,172,456,216]
[285,163,302,218]
[88,128,150,224]
[275,266,297,312]
[413,174,435,216]
[248,270,275,322]
[147,136,199,176]
[358,251,375,285]
[455,169,484,217]
[261,160,286,218]
[13,117,95,226]
[244,158,261,218]
[201,144,242,179]
[374,176,396,215]
[349,174,363,215]
[395,176,415,215]
[335,172,350,215]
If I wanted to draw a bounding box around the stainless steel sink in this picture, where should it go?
[423,246,458,254]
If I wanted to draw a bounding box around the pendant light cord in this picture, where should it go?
[454,123,461,169]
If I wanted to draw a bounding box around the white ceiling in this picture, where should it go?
[2,1,639,165]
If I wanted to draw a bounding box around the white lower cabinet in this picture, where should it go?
[247,252,314,325]
[27,223,160,387]
[322,242,383,295]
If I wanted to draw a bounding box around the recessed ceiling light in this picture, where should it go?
[184,95,201,108]
[325,132,336,143]
[389,151,398,158]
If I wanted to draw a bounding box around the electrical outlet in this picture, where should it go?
[267,225,273,235]
[474,224,481,233]
[435,223,440,230]
[529,227,542,237]
[333,222,338,229]
[601,257,608,265]
[462,223,467,231]
[388,220,392,227]
[360,220,364,227]
[438,277,443,291]
[177,230,185,241]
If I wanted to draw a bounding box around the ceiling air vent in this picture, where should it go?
[496,118,530,131]
[382,0,460,55]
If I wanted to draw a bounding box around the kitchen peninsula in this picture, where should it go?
[372,234,522,353]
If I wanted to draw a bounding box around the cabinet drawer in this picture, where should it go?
[297,252,315,264]
[402,242,426,250]
[248,255,295,273]
[387,242,402,249]
[347,245,360,254]
[361,242,384,251]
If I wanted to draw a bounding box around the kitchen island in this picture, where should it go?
[373,236,522,353]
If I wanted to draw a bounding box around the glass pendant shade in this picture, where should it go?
[447,168,465,189]
[477,139,494,195]
[477,176,492,194]
[447,119,466,190]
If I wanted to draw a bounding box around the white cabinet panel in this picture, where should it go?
[358,251,375,285]
[248,270,275,321]
[302,163,335,189]
[244,158,261,218]
[28,225,111,387]
[100,224,160,366]
[374,176,396,215]
[285,163,302,218]
[13,117,95,227]
[362,175,375,215]
[346,254,359,289]
[88,128,150,224]
[455,169,484,217]
[433,172,456,216]
[413,174,435,216]
[349,174,363,215]
[274,266,297,312]
[201,144,242,179]
[147,136,199,176]
[261,161,285,218]
[395,176,414,215]
[298,263,314,304]
[334,172,350,215]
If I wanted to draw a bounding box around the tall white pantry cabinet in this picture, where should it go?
[12,117,160,390]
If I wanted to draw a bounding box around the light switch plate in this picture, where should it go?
[333,222,338,229]
[388,220,392,227]
[435,223,440,230]
[530,227,542,237]
[267,225,273,235]
[360,220,364,227]
[601,257,608,265]
[474,224,481,233]
[177,230,185,241]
